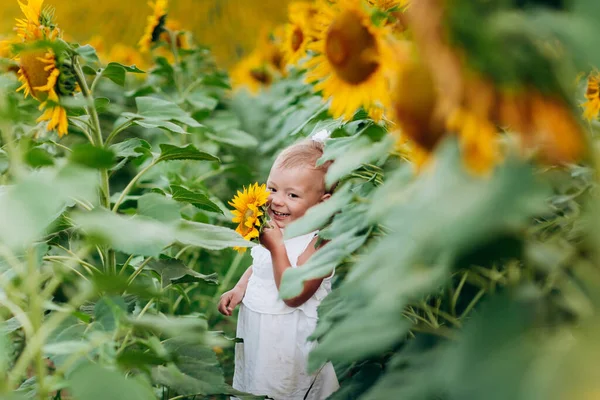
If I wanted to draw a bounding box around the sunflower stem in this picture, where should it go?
[167,29,183,97]
[105,120,135,146]
[112,160,157,212]
[25,247,48,400]
[73,57,115,273]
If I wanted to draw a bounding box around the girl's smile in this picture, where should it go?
[266,165,330,228]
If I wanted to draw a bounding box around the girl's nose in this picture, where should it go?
[270,193,284,206]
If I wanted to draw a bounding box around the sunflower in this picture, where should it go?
[138,0,169,53]
[161,20,192,51]
[257,26,286,75]
[389,47,445,152]
[15,0,60,41]
[368,0,408,10]
[16,49,73,137]
[229,183,270,252]
[305,0,397,121]
[282,14,310,67]
[582,72,600,122]
[230,51,275,94]
[0,36,20,59]
[282,2,318,67]
[447,108,500,176]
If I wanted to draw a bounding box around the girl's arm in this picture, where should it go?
[217,266,253,316]
[268,236,329,308]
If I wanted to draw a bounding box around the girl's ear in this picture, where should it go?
[320,193,332,202]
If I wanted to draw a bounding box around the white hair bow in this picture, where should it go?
[311,129,331,143]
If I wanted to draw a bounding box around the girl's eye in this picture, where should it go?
[268,188,276,193]
[288,193,298,199]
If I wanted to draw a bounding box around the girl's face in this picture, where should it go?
[266,165,330,229]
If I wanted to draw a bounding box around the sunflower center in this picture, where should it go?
[291,26,304,52]
[325,10,379,85]
[243,208,255,221]
[250,67,273,85]
[19,49,54,100]
[151,14,168,43]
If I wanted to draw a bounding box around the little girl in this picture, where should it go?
[218,139,339,399]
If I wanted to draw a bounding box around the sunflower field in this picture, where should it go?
[1,0,600,399]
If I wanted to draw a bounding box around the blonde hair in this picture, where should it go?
[273,140,335,192]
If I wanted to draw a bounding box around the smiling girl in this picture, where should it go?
[218,140,339,399]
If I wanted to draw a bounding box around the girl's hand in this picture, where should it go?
[260,222,284,253]
[217,286,245,316]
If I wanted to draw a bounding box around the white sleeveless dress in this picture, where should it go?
[232,231,339,400]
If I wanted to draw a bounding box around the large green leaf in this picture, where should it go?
[279,229,369,299]
[320,134,394,187]
[157,144,220,163]
[100,62,144,87]
[75,44,99,63]
[186,91,218,111]
[128,315,208,341]
[0,165,98,249]
[205,129,258,148]
[69,143,115,169]
[73,210,174,257]
[94,296,128,332]
[135,96,201,127]
[137,192,181,223]
[146,257,218,288]
[120,96,204,134]
[309,139,550,369]
[170,185,223,214]
[69,363,155,400]
[175,220,253,250]
[110,138,151,159]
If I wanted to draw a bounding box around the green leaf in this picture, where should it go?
[24,147,54,167]
[205,129,258,148]
[117,349,169,371]
[170,185,223,214]
[128,315,208,340]
[0,394,28,400]
[280,96,327,136]
[321,134,394,187]
[110,138,152,159]
[129,116,188,134]
[81,65,97,75]
[94,97,110,113]
[75,44,99,63]
[100,62,144,86]
[0,149,9,174]
[135,96,201,127]
[163,339,223,380]
[186,92,219,111]
[69,143,115,169]
[73,210,175,257]
[69,363,155,400]
[175,220,252,250]
[157,144,220,163]
[152,365,221,396]
[284,184,354,239]
[94,296,128,332]
[137,192,181,223]
[0,165,99,249]
[280,229,368,299]
[146,257,218,288]
[201,74,231,89]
